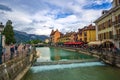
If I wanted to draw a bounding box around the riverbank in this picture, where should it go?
[50,46,120,68]
[0,47,37,80]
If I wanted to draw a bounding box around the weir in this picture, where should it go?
[31,62,105,73]
[33,59,99,66]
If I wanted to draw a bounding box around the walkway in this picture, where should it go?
[2,44,28,63]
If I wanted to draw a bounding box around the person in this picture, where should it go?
[15,44,18,56]
[2,47,6,62]
[10,44,14,59]
[27,44,31,55]
[0,45,3,64]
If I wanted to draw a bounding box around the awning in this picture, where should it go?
[102,39,114,43]
[88,41,102,46]
[64,42,83,45]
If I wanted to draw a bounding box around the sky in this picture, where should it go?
[0,0,112,36]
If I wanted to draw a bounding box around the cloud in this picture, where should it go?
[0,4,12,11]
[0,0,112,36]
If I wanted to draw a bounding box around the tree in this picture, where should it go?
[26,39,43,44]
[3,20,16,45]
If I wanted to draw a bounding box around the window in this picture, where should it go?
[119,42,120,48]
[84,38,87,42]
[108,19,112,27]
[109,31,113,39]
[102,23,105,29]
[104,33,106,39]
[118,14,120,23]
[115,16,118,24]
[84,32,87,36]
[80,39,82,41]
[119,29,120,34]
[106,32,109,39]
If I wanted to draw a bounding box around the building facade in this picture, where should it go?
[58,32,76,43]
[94,0,120,49]
[50,29,62,45]
[77,24,96,43]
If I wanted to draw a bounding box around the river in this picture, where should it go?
[22,47,120,80]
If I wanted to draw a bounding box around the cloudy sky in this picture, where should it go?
[0,0,112,36]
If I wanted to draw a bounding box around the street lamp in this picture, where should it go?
[0,22,4,64]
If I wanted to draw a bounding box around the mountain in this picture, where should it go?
[14,30,49,43]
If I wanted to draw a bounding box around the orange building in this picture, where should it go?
[50,29,62,45]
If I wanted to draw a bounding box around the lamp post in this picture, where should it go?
[0,22,4,64]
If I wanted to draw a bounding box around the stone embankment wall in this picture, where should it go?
[0,47,37,80]
[54,46,120,68]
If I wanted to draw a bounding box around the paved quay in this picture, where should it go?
[2,44,27,63]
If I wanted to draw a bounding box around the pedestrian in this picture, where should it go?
[2,47,6,62]
[0,45,3,64]
[10,44,14,59]
[15,44,18,56]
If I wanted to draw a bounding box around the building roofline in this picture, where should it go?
[94,6,120,23]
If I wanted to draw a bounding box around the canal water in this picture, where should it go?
[22,47,120,80]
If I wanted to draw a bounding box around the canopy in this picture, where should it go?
[64,42,83,45]
[88,41,102,46]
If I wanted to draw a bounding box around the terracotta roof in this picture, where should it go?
[87,24,95,30]
[64,32,76,37]
[77,24,95,34]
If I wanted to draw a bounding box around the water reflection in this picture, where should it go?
[22,47,120,80]
[37,47,94,62]
[36,47,51,62]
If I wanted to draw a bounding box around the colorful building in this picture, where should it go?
[94,0,120,49]
[77,24,96,43]
[45,39,49,43]
[50,29,62,45]
[77,29,83,42]
[58,32,77,43]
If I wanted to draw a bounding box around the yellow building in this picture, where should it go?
[58,32,75,43]
[77,24,96,43]
[45,39,49,43]
[77,29,83,41]
[94,0,120,49]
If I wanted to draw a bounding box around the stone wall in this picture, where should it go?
[0,47,36,80]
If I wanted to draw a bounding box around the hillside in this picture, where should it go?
[14,30,49,43]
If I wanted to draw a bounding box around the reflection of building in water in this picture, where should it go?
[94,0,120,49]
[54,54,61,61]
[54,49,61,60]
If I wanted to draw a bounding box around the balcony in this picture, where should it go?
[109,35,113,39]
[113,21,120,28]
[113,34,120,40]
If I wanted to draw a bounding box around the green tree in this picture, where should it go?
[3,20,16,45]
[26,39,43,44]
